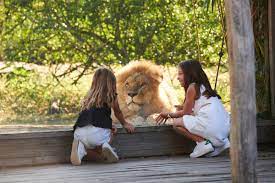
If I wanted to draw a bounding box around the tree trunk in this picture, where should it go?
[224,0,258,182]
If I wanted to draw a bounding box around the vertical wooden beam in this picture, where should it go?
[269,0,275,118]
[224,0,257,182]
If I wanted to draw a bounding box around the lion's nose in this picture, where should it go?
[128,92,138,97]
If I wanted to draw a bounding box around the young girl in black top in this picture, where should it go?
[71,68,135,165]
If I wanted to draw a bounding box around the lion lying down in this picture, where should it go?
[112,60,179,125]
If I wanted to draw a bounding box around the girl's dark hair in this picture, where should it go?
[178,59,221,99]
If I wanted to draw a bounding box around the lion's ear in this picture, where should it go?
[147,66,163,83]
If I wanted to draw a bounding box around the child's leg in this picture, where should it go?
[173,125,204,142]
[101,131,119,163]
[85,146,104,161]
[71,129,88,165]
[85,129,117,162]
[173,117,214,158]
[108,131,114,144]
[173,118,204,142]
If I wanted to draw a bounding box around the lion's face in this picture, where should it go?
[114,60,167,120]
[123,73,154,111]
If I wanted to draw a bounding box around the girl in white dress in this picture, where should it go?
[156,60,230,158]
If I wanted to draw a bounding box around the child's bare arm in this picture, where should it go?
[172,85,195,117]
[112,99,125,125]
[168,85,196,118]
[155,85,196,125]
[112,98,135,133]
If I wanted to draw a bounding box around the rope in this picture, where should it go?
[214,37,225,91]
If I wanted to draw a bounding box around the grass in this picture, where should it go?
[0,62,230,127]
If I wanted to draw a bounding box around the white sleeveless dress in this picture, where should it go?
[182,85,230,146]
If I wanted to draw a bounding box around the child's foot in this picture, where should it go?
[206,138,230,157]
[190,140,214,158]
[102,142,119,163]
[70,138,87,165]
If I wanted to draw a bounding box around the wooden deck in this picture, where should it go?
[0,147,274,183]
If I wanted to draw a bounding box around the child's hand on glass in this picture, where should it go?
[155,112,169,125]
[123,122,135,133]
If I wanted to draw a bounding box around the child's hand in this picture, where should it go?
[123,122,135,133]
[155,112,169,125]
[112,124,118,135]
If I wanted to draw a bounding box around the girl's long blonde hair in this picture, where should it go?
[81,68,117,110]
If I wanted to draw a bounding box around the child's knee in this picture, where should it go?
[173,118,184,127]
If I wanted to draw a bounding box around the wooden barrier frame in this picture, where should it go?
[0,120,274,168]
[0,125,195,168]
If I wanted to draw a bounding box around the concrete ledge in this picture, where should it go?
[0,119,274,168]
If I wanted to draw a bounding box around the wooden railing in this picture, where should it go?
[0,120,274,168]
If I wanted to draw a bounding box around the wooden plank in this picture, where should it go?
[0,120,274,167]
[1,120,274,141]
[269,0,275,118]
[0,125,176,138]
[0,149,274,183]
[112,129,194,158]
[224,0,258,182]
[0,125,195,168]
[0,130,72,139]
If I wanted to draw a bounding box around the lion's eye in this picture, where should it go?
[125,82,129,87]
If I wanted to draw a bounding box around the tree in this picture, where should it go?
[1,0,223,80]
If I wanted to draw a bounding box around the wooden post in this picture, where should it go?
[224,0,257,182]
[269,0,275,118]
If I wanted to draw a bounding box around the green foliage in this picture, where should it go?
[0,0,233,124]
[1,0,224,71]
[0,66,84,116]
[0,64,230,125]
[0,0,272,123]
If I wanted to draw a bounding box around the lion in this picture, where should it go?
[112,60,179,125]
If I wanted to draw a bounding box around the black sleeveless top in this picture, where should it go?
[73,103,112,131]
